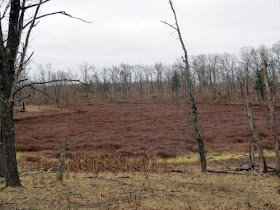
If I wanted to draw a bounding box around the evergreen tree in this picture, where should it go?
[171,71,181,99]
[254,69,265,100]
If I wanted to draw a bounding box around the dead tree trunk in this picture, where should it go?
[261,52,280,174]
[0,143,4,177]
[162,0,206,172]
[57,139,69,181]
[247,100,267,173]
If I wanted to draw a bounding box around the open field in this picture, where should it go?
[1,169,280,209]
[2,102,279,209]
[14,102,279,158]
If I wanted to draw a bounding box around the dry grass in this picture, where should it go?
[2,151,277,209]
[1,169,280,209]
[14,105,71,120]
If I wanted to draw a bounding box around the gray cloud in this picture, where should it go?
[30,0,280,72]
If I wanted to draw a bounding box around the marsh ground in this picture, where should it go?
[14,102,279,158]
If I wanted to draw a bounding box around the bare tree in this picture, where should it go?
[271,41,280,86]
[100,67,111,100]
[172,59,187,98]
[37,64,50,104]
[246,101,267,173]
[134,65,145,97]
[119,63,132,98]
[191,55,208,100]
[0,0,89,187]
[154,63,164,99]
[164,66,172,96]
[207,54,219,100]
[261,51,280,174]
[79,63,93,97]
[143,65,153,100]
[239,47,254,97]
[110,65,120,99]
[162,0,206,172]
[219,53,237,100]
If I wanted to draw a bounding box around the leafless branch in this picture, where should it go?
[0,196,15,206]
[13,95,31,103]
[29,85,54,100]
[170,167,186,173]
[24,11,93,29]
[29,79,86,86]
[23,51,34,65]
[161,20,178,31]
[10,0,40,101]
[17,78,28,84]
[22,0,50,9]
[0,0,11,20]
[18,167,33,174]
[207,157,231,170]
[13,79,85,97]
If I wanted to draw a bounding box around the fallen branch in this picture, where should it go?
[130,165,137,170]
[19,168,34,174]
[0,196,15,206]
[170,167,186,174]
[206,170,261,175]
[207,157,230,170]
[119,176,130,179]
[47,167,54,173]
[19,167,54,175]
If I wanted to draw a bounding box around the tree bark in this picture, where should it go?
[0,0,22,187]
[0,99,21,186]
[246,100,267,173]
[261,52,280,174]
[0,142,5,177]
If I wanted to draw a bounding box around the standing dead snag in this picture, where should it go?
[0,0,91,187]
[261,52,280,174]
[57,139,70,181]
[162,0,206,172]
[246,101,267,173]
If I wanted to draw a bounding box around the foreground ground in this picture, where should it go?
[1,169,280,209]
[14,102,279,158]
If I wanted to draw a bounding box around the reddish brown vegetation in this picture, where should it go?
[15,102,279,158]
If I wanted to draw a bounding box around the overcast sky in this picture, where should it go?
[29,0,280,72]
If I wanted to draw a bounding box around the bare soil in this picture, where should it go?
[14,102,279,158]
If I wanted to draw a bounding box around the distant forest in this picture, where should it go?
[19,41,280,106]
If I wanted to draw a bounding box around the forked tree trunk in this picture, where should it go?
[247,100,267,173]
[163,0,206,172]
[261,52,280,174]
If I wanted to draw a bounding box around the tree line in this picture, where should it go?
[19,40,280,106]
